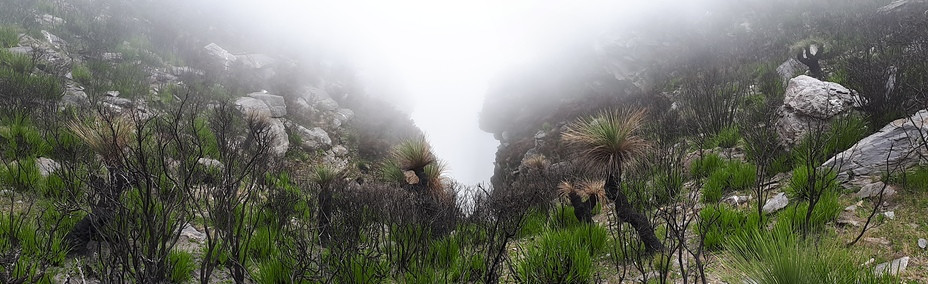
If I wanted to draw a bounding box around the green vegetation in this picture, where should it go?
[690,153,724,178]
[0,26,19,48]
[168,250,195,283]
[702,160,757,203]
[726,228,893,284]
[516,224,607,283]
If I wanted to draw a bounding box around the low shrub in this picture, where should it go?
[700,205,761,250]
[517,228,595,283]
[776,190,842,233]
[518,210,547,237]
[711,125,740,148]
[548,205,581,230]
[0,26,19,48]
[701,161,757,203]
[255,257,292,284]
[890,165,928,193]
[167,250,195,283]
[785,165,838,201]
[690,153,723,178]
[725,227,893,284]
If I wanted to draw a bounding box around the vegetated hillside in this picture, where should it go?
[479,0,928,282]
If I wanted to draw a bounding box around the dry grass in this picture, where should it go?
[392,136,435,171]
[558,179,607,203]
[66,114,133,166]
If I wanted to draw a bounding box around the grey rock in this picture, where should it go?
[237,54,276,69]
[181,224,206,242]
[41,30,65,49]
[776,76,862,147]
[102,96,133,108]
[918,238,927,249]
[36,14,65,26]
[874,256,909,276]
[776,58,806,85]
[35,157,59,177]
[724,195,752,206]
[855,182,897,199]
[884,211,895,220]
[534,130,547,140]
[170,66,205,77]
[762,192,789,214]
[315,98,339,112]
[8,46,32,55]
[204,43,237,68]
[295,126,331,150]
[104,90,120,97]
[267,118,289,156]
[61,83,89,107]
[247,92,287,118]
[300,85,332,101]
[823,109,928,181]
[329,145,349,157]
[196,158,223,170]
[235,97,273,118]
[331,108,355,127]
[102,52,122,61]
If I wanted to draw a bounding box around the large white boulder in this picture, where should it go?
[776,75,863,147]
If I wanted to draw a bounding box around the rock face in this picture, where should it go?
[247,92,287,118]
[776,75,863,147]
[204,43,237,68]
[776,58,806,85]
[855,181,897,199]
[823,109,928,180]
[234,97,289,155]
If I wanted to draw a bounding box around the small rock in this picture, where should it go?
[35,157,60,177]
[534,130,547,140]
[762,192,789,214]
[863,237,891,246]
[235,97,273,118]
[315,98,339,112]
[295,126,332,150]
[181,224,206,242]
[197,158,223,170]
[0,190,11,196]
[104,90,120,97]
[724,195,752,206]
[874,256,909,276]
[36,14,65,26]
[918,238,927,249]
[204,43,237,68]
[883,211,895,220]
[856,182,897,199]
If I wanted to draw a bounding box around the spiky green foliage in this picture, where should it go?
[0,26,19,48]
[0,49,33,73]
[392,137,435,171]
[167,250,195,283]
[775,191,842,233]
[786,165,838,201]
[562,109,649,174]
[725,227,891,284]
[310,164,342,188]
[67,115,133,165]
[711,125,741,148]
[380,159,405,183]
[690,153,723,178]
[700,205,761,250]
[423,159,449,190]
[516,224,607,283]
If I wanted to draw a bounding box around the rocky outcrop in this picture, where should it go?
[823,109,928,181]
[776,75,863,147]
[204,43,238,68]
[234,97,289,155]
[293,125,332,150]
[247,92,287,117]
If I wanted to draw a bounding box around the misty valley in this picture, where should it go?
[2,0,928,283]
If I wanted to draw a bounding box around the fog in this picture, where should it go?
[190,0,712,185]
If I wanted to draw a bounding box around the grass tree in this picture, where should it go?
[311,164,343,245]
[392,137,436,193]
[558,179,606,223]
[562,109,664,252]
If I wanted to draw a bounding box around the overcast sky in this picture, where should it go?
[208,0,669,185]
